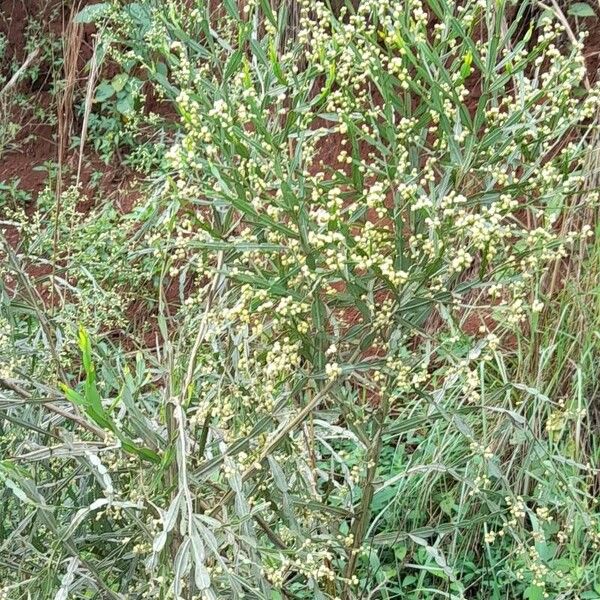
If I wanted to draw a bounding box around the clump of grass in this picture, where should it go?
[1,1,600,599]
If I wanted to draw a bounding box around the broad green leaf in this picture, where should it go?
[116,95,135,115]
[74,2,109,23]
[568,3,595,17]
[111,73,129,93]
[524,586,545,600]
[95,81,115,102]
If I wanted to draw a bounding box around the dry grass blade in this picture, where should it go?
[52,6,83,309]
[0,48,40,97]
[76,36,101,186]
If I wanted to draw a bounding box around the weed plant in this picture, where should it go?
[1,1,600,599]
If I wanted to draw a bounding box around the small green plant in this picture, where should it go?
[0,179,30,209]
[0,9,62,157]
[95,72,142,116]
[82,67,170,167]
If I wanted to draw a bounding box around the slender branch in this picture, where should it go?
[0,376,105,438]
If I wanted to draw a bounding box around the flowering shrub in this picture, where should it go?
[1,1,600,599]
